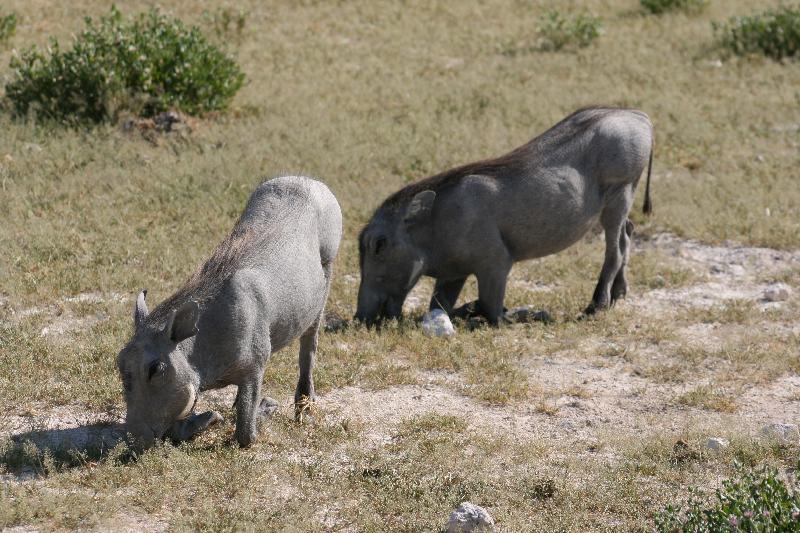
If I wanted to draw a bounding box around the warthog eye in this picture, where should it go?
[148,360,167,380]
[374,236,387,255]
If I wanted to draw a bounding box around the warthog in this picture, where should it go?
[355,106,653,326]
[117,176,342,447]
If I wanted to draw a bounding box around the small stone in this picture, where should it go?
[705,437,729,451]
[762,284,791,302]
[154,110,182,132]
[447,502,495,533]
[760,423,799,443]
[422,309,456,338]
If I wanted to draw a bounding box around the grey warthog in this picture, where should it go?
[355,106,653,326]
[117,176,342,447]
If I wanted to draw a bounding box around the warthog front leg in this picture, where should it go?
[429,277,467,314]
[295,316,321,422]
[475,258,512,326]
[235,373,265,447]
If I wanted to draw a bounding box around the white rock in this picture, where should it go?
[705,437,729,451]
[421,309,455,338]
[447,502,495,532]
[760,423,799,443]
[762,284,791,302]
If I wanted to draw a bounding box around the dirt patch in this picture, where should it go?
[632,233,798,314]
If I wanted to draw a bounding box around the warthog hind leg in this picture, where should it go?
[610,219,634,303]
[586,187,634,315]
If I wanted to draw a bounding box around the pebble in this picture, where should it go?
[447,502,495,532]
[422,309,456,338]
[760,423,799,443]
[762,284,791,302]
[705,437,729,451]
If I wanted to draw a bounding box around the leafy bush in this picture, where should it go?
[0,12,17,44]
[655,462,800,532]
[641,0,709,15]
[713,5,800,60]
[5,6,245,123]
[537,9,603,51]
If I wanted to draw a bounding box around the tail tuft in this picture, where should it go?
[642,137,654,215]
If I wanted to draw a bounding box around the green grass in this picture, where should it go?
[1,0,800,531]
[641,0,709,15]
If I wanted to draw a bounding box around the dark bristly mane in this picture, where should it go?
[144,179,307,327]
[379,106,627,211]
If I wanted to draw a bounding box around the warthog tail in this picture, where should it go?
[642,138,653,215]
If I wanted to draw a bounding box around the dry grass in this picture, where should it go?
[1,0,799,531]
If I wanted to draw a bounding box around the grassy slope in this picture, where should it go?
[0,0,799,530]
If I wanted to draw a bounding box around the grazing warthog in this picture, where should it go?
[117,176,342,447]
[355,107,653,326]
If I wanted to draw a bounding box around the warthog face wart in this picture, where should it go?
[355,190,432,325]
[117,291,214,446]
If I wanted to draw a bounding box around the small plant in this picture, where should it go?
[5,6,245,123]
[204,7,248,43]
[641,0,709,15]
[713,5,800,60]
[655,462,800,532]
[537,9,603,51]
[0,12,17,44]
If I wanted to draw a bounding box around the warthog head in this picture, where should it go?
[355,190,434,325]
[117,290,220,447]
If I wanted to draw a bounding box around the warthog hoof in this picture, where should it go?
[167,410,223,443]
[294,395,316,424]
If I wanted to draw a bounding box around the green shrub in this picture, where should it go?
[537,9,603,51]
[0,12,17,44]
[5,6,245,123]
[641,0,709,15]
[655,462,800,532]
[713,5,800,60]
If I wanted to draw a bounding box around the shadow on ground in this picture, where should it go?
[2,423,128,478]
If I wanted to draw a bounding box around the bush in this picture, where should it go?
[537,9,603,51]
[641,0,709,15]
[655,462,800,532]
[713,5,800,60]
[5,6,245,123]
[0,12,17,44]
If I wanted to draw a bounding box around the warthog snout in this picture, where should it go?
[354,285,405,326]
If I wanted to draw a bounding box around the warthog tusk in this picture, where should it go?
[177,383,197,420]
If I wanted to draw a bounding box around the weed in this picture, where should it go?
[537,9,603,51]
[641,0,708,15]
[655,462,800,531]
[675,384,737,413]
[0,13,16,45]
[203,7,248,44]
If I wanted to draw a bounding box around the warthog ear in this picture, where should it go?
[404,190,436,225]
[166,300,199,343]
[134,290,148,328]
